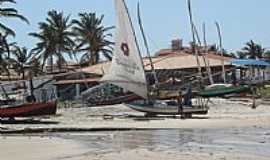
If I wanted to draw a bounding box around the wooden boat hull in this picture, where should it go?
[198,85,250,98]
[87,90,182,107]
[0,101,57,118]
[125,102,208,115]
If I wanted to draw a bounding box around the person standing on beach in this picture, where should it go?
[177,91,183,118]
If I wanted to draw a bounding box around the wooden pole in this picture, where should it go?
[187,0,202,78]
[203,23,214,84]
[251,86,257,109]
[137,2,159,87]
[193,23,214,85]
[215,22,226,83]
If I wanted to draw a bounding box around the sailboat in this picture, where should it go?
[198,22,250,98]
[101,0,208,116]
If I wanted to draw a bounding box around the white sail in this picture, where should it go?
[101,0,148,99]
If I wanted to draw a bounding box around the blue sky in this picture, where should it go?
[3,0,270,56]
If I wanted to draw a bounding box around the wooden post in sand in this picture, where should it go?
[251,86,257,109]
[75,83,81,98]
[177,92,183,118]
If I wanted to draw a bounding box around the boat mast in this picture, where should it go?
[137,2,159,89]
[203,23,214,84]
[187,0,202,79]
[215,21,226,83]
[192,23,214,85]
[122,0,150,99]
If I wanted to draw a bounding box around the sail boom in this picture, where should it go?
[101,80,147,86]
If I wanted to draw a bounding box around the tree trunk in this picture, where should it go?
[7,70,11,81]
[89,50,98,66]
[22,69,25,80]
[50,55,53,73]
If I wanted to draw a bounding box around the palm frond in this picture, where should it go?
[0,22,15,36]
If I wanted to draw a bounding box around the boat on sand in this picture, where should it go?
[100,0,208,116]
[0,101,57,118]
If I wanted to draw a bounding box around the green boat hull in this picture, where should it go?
[199,85,250,97]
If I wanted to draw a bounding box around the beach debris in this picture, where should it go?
[103,115,114,120]
[0,126,8,130]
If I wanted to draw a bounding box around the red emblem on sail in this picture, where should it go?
[121,43,129,56]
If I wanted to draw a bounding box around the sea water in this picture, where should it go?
[56,126,270,158]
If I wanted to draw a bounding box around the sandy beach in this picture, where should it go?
[0,0,269,160]
[1,98,270,160]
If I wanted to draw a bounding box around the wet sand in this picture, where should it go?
[2,99,270,130]
[1,98,270,160]
[0,136,88,160]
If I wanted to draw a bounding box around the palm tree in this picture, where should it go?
[235,51,247,59]
[0,33,11,57]
[10,46,34,79]
[29,57,43,77]
[0,0,29,36]
[72,12,114,66]
[29,10,74,73]
[237,40,266,78]
[0,52,9,77]
[219,48,234,58]
[240,40,264,59]
[30,25,57,72]
[0,33,16,79]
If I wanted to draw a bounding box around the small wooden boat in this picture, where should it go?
[198,84,250,98]
[0,101,57,118]
[126,100,208,116]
